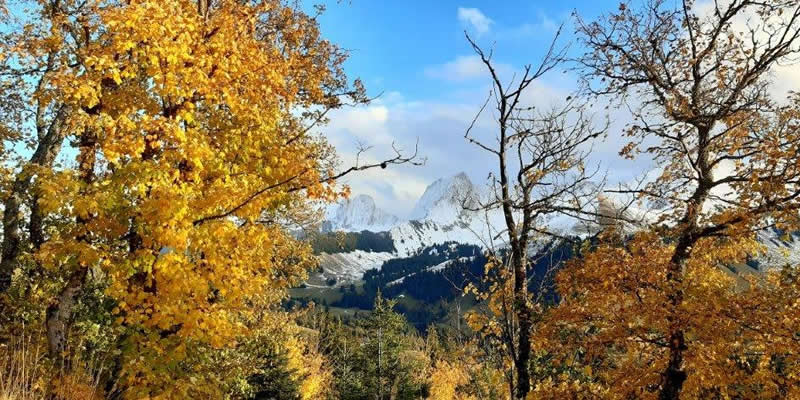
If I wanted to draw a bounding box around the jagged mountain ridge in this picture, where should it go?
[391,172,503,255]
[408,172,478,223]
[323,194,400,233]
[322,172,586,260]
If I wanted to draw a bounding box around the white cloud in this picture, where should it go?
[326,105,392,147]
[424,55,515,83]
[774,64,800,100]
[321,71,637,218]
[499,12,559,39]
[325,95,494,216]
[458,7,493,35]
[423,55,486,82]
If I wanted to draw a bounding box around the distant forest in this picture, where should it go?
[328,240,576,328]
[309,230,396,254]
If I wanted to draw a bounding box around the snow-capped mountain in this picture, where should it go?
[314,172,800,285]
[321,172,500,256]
[408,172,478,223]
[391,173,506,255]
[321,172,582,258]
[315,173,502,281]
[324,194,400,232]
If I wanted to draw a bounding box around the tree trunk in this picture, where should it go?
[513,249,532,399]
[659,234,694,399]
[0,184,27,292]
[29,192,47,250]
[661,261,688,400]
[45,132,95,359]
[46,267,87,358]
[661,328,687,400]
[658,123,712,399]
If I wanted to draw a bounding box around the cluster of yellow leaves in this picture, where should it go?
[426,338,509,400]
[428,360,472,400]
[534,231,800,399]
[285,335,333,400]
[465,256,517,329]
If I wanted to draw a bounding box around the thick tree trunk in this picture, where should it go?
[661,259,688,400]
[661,329,687,400]
[659,124,712,399]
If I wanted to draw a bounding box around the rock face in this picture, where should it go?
[325,194,400,233]
[408,172,478,223]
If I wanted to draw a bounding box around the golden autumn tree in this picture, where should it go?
[427,336,511,400]
[0,0,416,396]
[537,1,800,399]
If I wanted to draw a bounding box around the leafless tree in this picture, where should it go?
[464,30,608,398]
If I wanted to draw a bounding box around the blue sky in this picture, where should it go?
[317,1,614,101]
[313,1,631,217]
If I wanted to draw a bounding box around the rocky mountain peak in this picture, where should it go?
[408,172,477,222]
[325,194,400,232]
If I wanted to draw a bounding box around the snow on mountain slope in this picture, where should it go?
[390,219,492,256]
[312,250,395,285]
[591,194,800,270]
[325,194,400,232]
[428,256,475,272]
[588,192,800,271]
[386,253,477,287]
[313,171,800,285]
